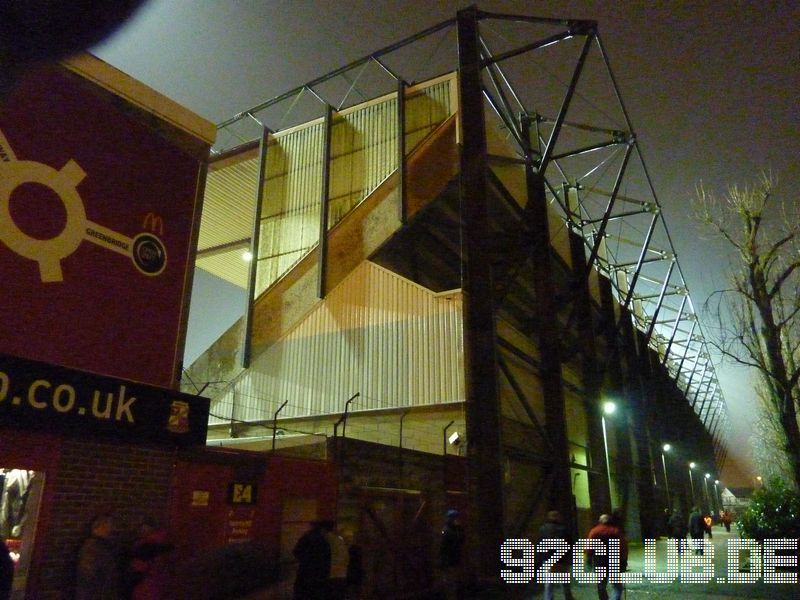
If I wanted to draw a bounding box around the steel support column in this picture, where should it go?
[242,126,270,367]
[317,105,333,298]
[621,314,659,538]
[456,7,504,581]
[565,184,611,517]
[520,122,574,538]
[397,79,407,224]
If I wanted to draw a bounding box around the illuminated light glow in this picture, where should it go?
[680,541,714,583]
[499,539,535,583]
[242,250,253,261]
[603,401,617,415]
[662,443,671,452]
[763,539,798,584]
[689,462,696,469]
[643,539,679,584]
[727,538,761,584]
[705,473,711,479]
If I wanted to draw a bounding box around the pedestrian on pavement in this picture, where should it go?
[128,522,174,600]
[688,507,705,555]
[586,511,627,600]
[292,520,333,600]
[324,524,349,600]
[0,539,13,600]
[667,508,687,553]
[703,513,713,539]
[75,513,122,600]
[661,508,671,538]
[343,527,364,600]
[439,509,465,600]
[535,510,574,600]
[720,510,732,533]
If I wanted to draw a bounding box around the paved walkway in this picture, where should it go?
[475,525,798,600]
[616,525,797,600]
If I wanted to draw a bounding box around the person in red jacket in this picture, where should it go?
[586,512,628,600]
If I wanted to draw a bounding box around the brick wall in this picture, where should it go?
[329,438,468,597]
[34,437,175,600]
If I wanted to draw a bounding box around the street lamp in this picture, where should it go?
[688,462,696,505]
[602,401,616,509]
[713,479,720,514]
[661,444,672,510]
[704,473,712,512]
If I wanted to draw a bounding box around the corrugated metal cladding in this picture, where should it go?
[255,122,325,295]
[212,261,465,424]
[329,97,399,227]
[196,157,260,287]
[254,76,456,298]
[194,75,455,290]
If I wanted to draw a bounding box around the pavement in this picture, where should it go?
[469,525,799,600]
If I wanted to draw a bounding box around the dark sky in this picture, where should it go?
[93,0,799,486]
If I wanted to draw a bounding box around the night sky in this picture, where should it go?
[92,0,799,486]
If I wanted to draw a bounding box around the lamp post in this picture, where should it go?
[714,480,720,514]
[688,462,696,506]
[704,473,712,512]
[601,401,616,509]
[661,444,672,510]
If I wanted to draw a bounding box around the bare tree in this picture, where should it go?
[751,385,793,483]
[695,173,800,489]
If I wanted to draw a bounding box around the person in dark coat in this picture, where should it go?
[688,507,706,555]
[0,539,13,600]
[439,509,465,600]
[720,510,733,533]
[292,520,332,600]
[667,508,687,552]
[536,510,574,600]
[128,524,174,600]
[75,514,121,600]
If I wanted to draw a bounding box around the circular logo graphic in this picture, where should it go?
[132,233,167,276]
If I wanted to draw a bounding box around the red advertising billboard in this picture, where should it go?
[0,56,213,388]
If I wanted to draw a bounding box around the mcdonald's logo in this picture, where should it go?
[142,212,164,236]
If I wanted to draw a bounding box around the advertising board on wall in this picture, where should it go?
[0,352,209,445]
[0,55,214,389]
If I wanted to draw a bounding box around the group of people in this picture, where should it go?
[292,520,363,600]
[536,509,628,600]
[75,514,174,600]
[664,506,730,554]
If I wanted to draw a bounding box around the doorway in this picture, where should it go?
[1,468,45,600]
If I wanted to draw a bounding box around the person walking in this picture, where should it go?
[128,524,174,600]
[439,509,465,600]
[721,510,732,533]
[688,507,705,555]
[0,539,13,600]
[75,514,122,600]
[292,520,333,600]
[703,513,713,539]
[325,525,349,600]
[536,510,573,600]
[586,512,627,600]
[667,508,687,554]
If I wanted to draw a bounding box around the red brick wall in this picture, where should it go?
[21,435,175,599]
